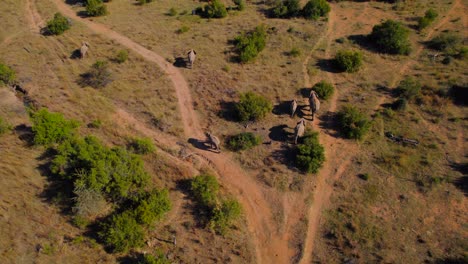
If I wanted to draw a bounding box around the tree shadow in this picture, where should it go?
[270,143,297,168]
[348,34,377,53]
[317,111,342,138]
[298,87,311,98]
[268,124,291,142]
[70,49,82,59]
[76,10,88,18]
[316,58,342,73]
[449,85,468,106]
[450,162,468,196]
[14,124,34,146]
[272,100,293,116]
[173,57,187,68]
[432,257,468,264]
[218,100,238,122]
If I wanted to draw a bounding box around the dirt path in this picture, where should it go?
[45,1,283,263]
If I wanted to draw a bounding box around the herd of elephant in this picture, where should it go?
[77,42,318,152]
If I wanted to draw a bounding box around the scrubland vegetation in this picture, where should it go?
[0,0,466,263]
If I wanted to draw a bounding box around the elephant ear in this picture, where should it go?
[193,50,197,55]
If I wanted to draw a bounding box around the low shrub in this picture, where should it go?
[132,189,171,226]
[86,0,107,17]
[210,199,242,235]
[176,25,190,34]
[289,47,301,57]
[168,7,177,16]
[100,211,144,253]
[191,174,219,208]
[128,137,155,154]
[79,60,113,88]
[226,132,261,151]
[138,251,170,264]
[417,8,438,30]
[234,26,267,63]
[235,91,272,122]
[138,0,155,4]
[369,20,411,55]
[392,98,408,111]
[0,117,12,135]
[72,185,108,219]
[271,0,301,18]
[337,105,371,140]
[46,13,71,35]
[115,50,128,64]
[0,62,16,85]
[302,0,330,20]
[335,50,363,73]
[428,32,463,54]
[31,108,79,146]
[396,76,421,101]
[234,0,246,11]
[312,81,334,100]
[200,0,227,18]
[295,131,325,173]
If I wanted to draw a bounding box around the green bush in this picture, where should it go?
[0,117,12,135]
[312,81,334,100]
[79,60,113,88]
[337,105,371,140]
[234,0,246,11]
[168,7,177,16]
[0,62,16,85]
[176,25,190,34]
[138,251,170,264]
[235,91,272,121]
[86,0,107,17]
[418,8,438,30]
[51,136,149,200]
[46,13,71,35]
[289,47,301,57]
[295,131,325,173]
[132,189,171,226]
[396,76,421,100]
[234,26,267,63]
[393,98,408,111]
[138,0,155,5]
[271,0,301,18]
[191,174,219,208]
[428,32,462,54]
[31,108,79,146]
[302,0,330,20]
[335,50,363,73]
[115,50,128,64]
[100,211,144,253]
[210,199,242,235]
[369,20,411,55]
[200,0,227,18]
[128,137,155,154]
[226,132,261,151]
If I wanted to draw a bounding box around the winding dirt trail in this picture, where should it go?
[45,0,281,263]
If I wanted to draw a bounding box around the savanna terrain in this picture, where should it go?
[0,0,466,263]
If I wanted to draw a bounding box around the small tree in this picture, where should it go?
[79,60,113,88]
[396,76,421,101]
[0,62,15,85]
[86,0,107,17]
[31,108,79,146]
[312,81,334,100]
[191,174,219,208]
[337,105,371,140]
[369,20,411,55]
[46,13,71,35]
[234,26,267,63]
[235,91,272,122]
[302,0,330,20]
[295,131,325,173]
[226,132,261,151]
[115,50,128,63]
[335,50,363,73]
[100,211,144,253]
